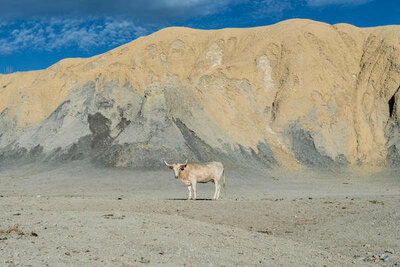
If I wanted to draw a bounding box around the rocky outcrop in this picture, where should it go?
[0,19,400,169]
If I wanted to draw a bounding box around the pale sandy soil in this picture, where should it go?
[0,163,399,266]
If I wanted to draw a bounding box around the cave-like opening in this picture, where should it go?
[388,87,398,118]
[389,94,395,118]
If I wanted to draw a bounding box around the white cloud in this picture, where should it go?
[306,0,373,7]
[253,0,295,19]
[0,17,148,55]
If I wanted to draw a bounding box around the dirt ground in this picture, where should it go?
[0,163,399,266]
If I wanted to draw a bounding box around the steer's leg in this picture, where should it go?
[216,182,221,200]
[187,186,192,200]
[213,180,218,200]
[192,181,197,200]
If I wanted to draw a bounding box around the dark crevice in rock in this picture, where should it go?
[29,145,43,158]
[114,109,132,140]
[270,92,279,122]
[388,86,399,119]
[389,94,395,118]
[0,108,8,116]
[385,87,400,167]
[88,112,112,151]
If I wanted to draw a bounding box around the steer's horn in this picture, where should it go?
[163,160,173,168]
[183,159,188,167]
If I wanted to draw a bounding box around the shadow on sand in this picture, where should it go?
[166,198,213,201]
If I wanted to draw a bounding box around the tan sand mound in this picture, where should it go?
[0,19,399,170]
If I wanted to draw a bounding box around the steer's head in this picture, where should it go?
[163,159,188,179]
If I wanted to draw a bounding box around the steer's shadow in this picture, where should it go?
[166,198,212,201]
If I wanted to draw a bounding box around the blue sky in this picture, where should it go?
[0,0,399,73]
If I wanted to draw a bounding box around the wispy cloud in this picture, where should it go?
[0,0,243,55]
[0,0,239,23]
[0,18,148,55]
[252,0,296,19]
[251,0,374,20]
[306,0,373,7]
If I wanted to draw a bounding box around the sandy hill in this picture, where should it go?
[0,19,399,169]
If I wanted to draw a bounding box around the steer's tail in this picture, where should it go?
[223,169,226,193]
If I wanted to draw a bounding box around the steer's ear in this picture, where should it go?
[163,160,174,169]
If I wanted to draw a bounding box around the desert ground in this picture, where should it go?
[0,163,399,266]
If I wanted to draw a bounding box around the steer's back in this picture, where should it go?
[187,162,223,182]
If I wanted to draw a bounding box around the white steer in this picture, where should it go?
[164,160,225,200]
